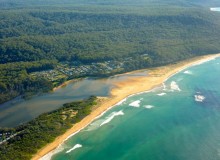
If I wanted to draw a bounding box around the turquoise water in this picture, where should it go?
[50,58,220,160]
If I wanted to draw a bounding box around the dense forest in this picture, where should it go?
[1,0,220,159]
[1,0,220,104]
[0,60,56,104]
[1,0,220,8]
[0,96,97,160]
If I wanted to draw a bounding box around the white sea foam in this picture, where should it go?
[40,144,64,160]
[100,110,124,126]
[177,77,183,82]
[210,8,220,12]
[115,98,127,106]
[194,95,205,102]
[129,100,141,107]
[170,81,181,92]
[162,56,218,85]
[66,144,82,154]
[41,56,219,159]
[162,83,167,91]
[157,93,167,96]
[85,99,125,131]
[65,103,116,136]
[85,110,124,130]
[85,119,103,131]
[192,57,217,66]
[183,70,193,75]
[144,105,155,109]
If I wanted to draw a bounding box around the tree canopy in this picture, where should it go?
[1,1,220,104]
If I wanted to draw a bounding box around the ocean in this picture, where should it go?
[48,57,220,160]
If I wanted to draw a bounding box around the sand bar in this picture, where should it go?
[32,53,220,160]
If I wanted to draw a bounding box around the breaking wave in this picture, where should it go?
[100,110,124,126]
[115,98,127,106]
[40,144,64,160]
[210,8,220,12]
[157,92,167,96]
[66,144,82,154]
[162,83,167,91]
[129,100,141,107]
[170,81,181,92]
[144,105,155,109]
[183,70,193,75]
[86,110,124,131]
[194,95,206,102]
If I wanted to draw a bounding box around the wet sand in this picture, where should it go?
[32,53,220,160]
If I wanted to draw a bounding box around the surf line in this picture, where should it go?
[37,54,220,160]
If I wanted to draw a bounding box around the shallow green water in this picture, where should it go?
[49,57,220,160]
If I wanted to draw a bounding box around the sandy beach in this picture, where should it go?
[32,53,220,160]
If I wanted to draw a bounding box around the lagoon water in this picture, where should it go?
[50,57,220,160]
[0,71,147,127]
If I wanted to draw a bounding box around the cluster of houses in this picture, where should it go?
[0,131,14,144]
[30,53,150,82]
[30,60,123,82]
[30,69,67,82]
[58,61,123,76]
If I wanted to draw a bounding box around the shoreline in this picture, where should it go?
[32,53,220,160]
[52,78,82,91]
[52,68,148,92]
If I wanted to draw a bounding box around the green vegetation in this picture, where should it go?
[1,0,220,159]
[0,60,56,104]
[0,96,97,160]
[1,0,220,104]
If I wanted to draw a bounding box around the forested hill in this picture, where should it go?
[1,0,220,8]
[1,7,220,64]
[1,0,220,104]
